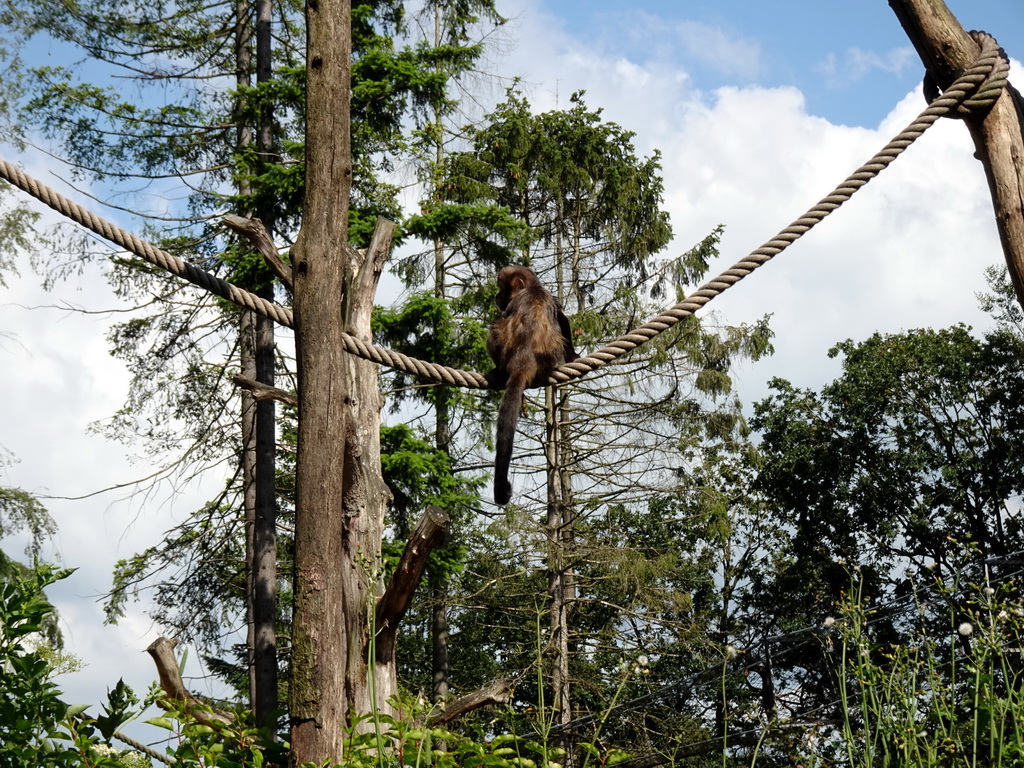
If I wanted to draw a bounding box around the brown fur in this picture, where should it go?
[486,266,578,504]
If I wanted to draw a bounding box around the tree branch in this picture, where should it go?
[232,374,298,407]
[223,213,293,290]
[424,679,511,725]
[146,637,234,727]
[375,505,450,663]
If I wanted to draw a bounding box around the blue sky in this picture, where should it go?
[517,0,1023,126]
[3,0,1023,739]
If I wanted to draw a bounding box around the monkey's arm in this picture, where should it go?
[484,368,509,389]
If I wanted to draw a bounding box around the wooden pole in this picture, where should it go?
[889,0,1024,306]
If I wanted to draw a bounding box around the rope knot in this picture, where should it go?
[923,31,1010,119]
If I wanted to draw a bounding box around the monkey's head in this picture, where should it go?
[495,266,541,310]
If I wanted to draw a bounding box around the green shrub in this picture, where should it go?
[0,564,141,767]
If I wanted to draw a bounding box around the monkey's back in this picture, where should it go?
[487,285,570,387]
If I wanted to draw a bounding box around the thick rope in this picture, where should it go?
[550,30,1009,384]
[113,730,174,765]
[0,159,296,329]
[0,158,488,388]
[0,33,1006,390]
[923,30,1011,117]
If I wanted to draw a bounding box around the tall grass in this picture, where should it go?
[826,571,1024,767]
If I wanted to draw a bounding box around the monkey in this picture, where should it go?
[486,266,578,505]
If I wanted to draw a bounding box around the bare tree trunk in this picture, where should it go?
[234,0,260,717]
[289,0,357,761]
[889,0,1024,306]
[545,387,572,759]
[347,221,396,713]
[430,575,450,705]
[235,0,278,727]
[252,295,278,728]
[241,306,278,731]
[240,308,259,709]
[251,0,279,729]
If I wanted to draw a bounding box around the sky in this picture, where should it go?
[1,0,1023,745]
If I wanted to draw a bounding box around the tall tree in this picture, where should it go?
[753,324,1024,612]
[289,0,364,756]
[0,3,309,682]
[373,0,506,712]
[0,0,507,716]
[236,0,280,726]
[401,91,773,756]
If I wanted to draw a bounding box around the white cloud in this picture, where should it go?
[1,165,231,721]
[495,1,693,127]
[672,19,763,79]
[816,46,917,87]
[660,83,997,397]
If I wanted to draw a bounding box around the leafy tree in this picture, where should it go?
[0,448,67,647]
[0,0,507,719]
[752,323,1024,622]
[978,262,1024,335]
[389,90,776,761]
[0,8,308,702]
[0,481,55,561]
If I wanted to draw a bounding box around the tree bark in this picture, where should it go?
[289,0,355,761]
[889,0,1024,306]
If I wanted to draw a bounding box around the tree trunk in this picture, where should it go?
[241,303,279,731]
[251,0,280,729]
[234,0,260,720]
[289,0,356,761]
[888,0,1024,306]
[235,0,278,727]
[346,220,396,714]
[430,571,450,706]
[545,387,573,759]
[240,307,259,711]
[252,285,278,727]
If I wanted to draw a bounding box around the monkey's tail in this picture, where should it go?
[494,375,528,505]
